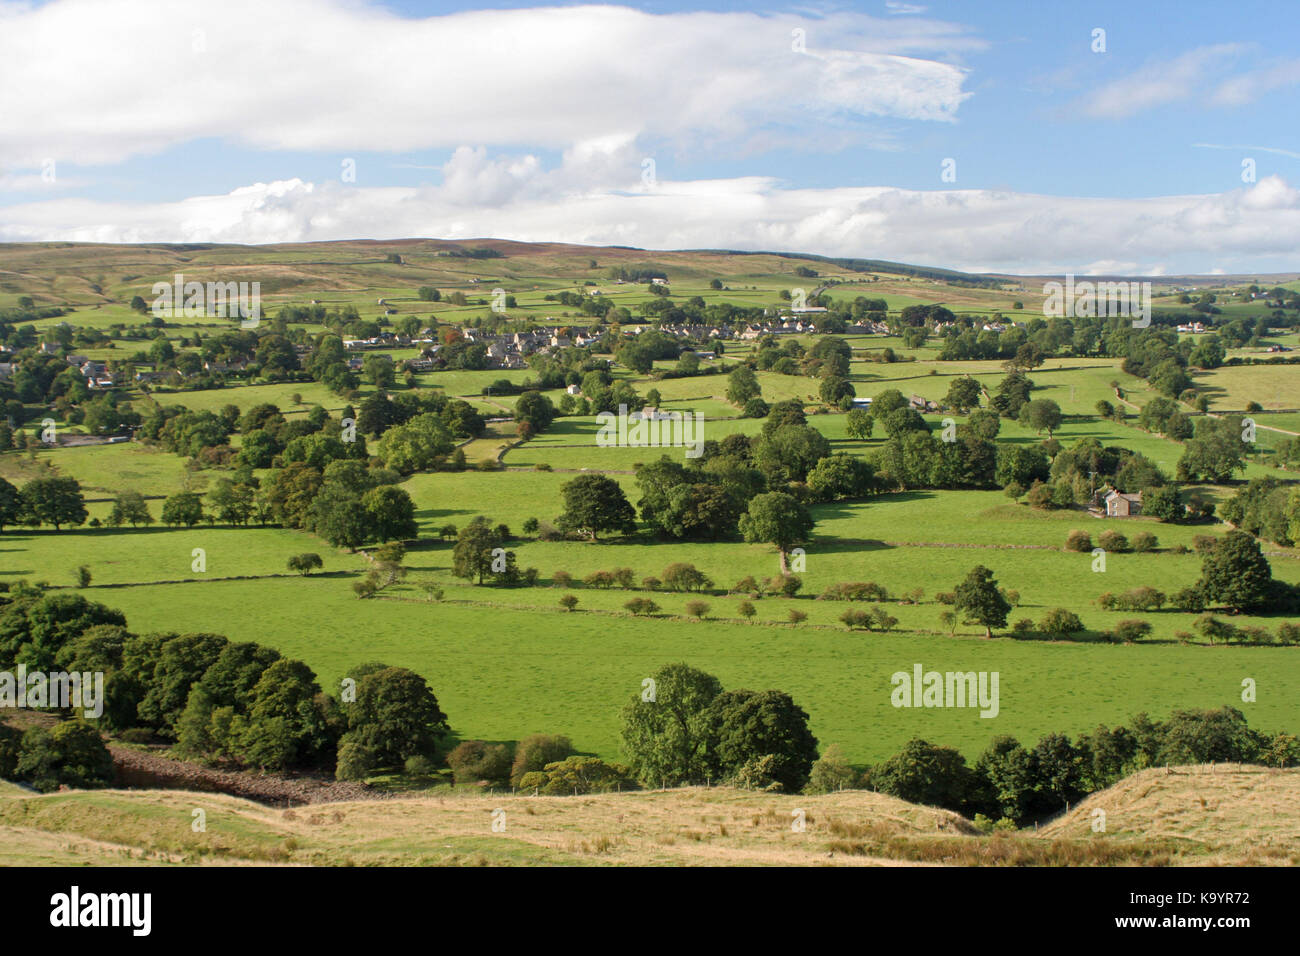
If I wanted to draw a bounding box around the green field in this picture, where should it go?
[5,239,1300,782]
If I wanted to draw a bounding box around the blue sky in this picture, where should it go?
[1,0,1297,274]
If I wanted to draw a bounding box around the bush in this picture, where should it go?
[737,600,756,619]
[839,609,872,630]
[684,600,710,619]
[445,740,511,786]
[871,607,899,632]
[1038,608,1085,638]
[805,744,857,793]
[730,576,760,596]
[517,755,636,795]
[1278,622,1300,646]
[335,738,378,781]
[641,576,661,590]
[552,570,574,588]
[766,574,802,598]
[534,462,553,471]
[820,581,888,602]
[1110,619,1152,644]
[1011,618,1036,637]
[1064,530,1093,552]
[788,609,807,624]
[741,397,770,418]
[1131,531,1158,552]
[559,594,579,612]
[287,553,324,575]
[1004,481,1025,500]
[1193,614,1236,645]
[612,567,636,589]
[404,754,438,776]
[1097,530,1128,552]
[662,562,712,592]
[934,591,956,605]
[624,598,659,616]
[510,733,575,786]
[1171,586,1206,613]
[1193,534,1218,555]
[584,570,616,588]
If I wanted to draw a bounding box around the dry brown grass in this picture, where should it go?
[2,767,1296,866]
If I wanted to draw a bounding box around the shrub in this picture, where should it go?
[684,600,710,619]
[1131,531,1158,552]
[445,740,511,786]
[1110,619,1152,644]
[1097,530,1128,552]
[404,754,438,776]
[934,591,956,605]
[731,576,760,596]
[1193,614,1236,645]
[1278,622,1300,646]
[662,562,712,592]
[584,570,616,588]
[522,517,540,534]
[1096,592,1116,610]
[612,567,636,589]
[552,570,574,588]
[1038,608,1085,638]
[805,743,857,793]
[1169,544,1190,555]
[287,553,323,575]
[624,598,659,616]
[1011,618,1036,637]
[517,755,636,795]
[1004,481,1025,500]
[1064,530,1092,552]
[1000,589,1019,608]
[788,609,807,624]
[767,574,802,598]
[641,576,661,590]
[510,734,575,786]
[1171,586,1206,613]
[839,609,871,630]
[870,607,898,632]
[1117,587,1165,611]
[559,594,579,612]
[534,462,553,471]
[737,600,756,619]
[820,581,888,602]
[1192,534,1218,555]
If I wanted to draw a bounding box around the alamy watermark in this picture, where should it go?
[596,403,704,459]
[0,665,103,719]
[151,273,260,328]
[891,663,999,718]
[1042,274,1150,328]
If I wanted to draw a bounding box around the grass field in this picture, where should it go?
[4,238,1300,811]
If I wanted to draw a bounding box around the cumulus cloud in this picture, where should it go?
[2,146,1297,275]
[0,0,978,168]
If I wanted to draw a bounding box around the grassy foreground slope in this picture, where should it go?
[1,765,1295,866]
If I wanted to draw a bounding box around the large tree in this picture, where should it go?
[738,491,814,573]
[706,689,819,792]
[953,564,1012,638]
[1198,530,1273,612]
[725,365,761,406]
[20,476,87,530]
[620,662,723,787]
[556,474,636,541]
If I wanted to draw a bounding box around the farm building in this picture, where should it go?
[1103,490,1142,517]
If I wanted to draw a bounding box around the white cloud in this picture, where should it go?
[1078,44,1246,118]
[1210,59,1300,106]
[2,148,1297,275]
[0,0,978,168]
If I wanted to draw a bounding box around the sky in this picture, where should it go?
[0,0,1298,275]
